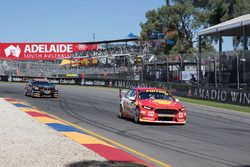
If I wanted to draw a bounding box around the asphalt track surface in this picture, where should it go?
[1,82,250,167]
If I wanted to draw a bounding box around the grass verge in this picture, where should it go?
[178,97,250,113]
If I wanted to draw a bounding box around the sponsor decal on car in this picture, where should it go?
[152,100,172,105]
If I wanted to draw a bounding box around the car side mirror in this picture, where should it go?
[128,96,136,101]
[175,99,180,103]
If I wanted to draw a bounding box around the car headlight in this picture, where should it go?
[33,86,39,90]
[180,107,185,111]
[143,106,154,110]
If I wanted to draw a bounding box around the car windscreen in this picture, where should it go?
[138,90,174,101]
[32,81,54,87]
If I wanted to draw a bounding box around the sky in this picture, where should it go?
[0,0,236,51]
[0,0,166,42]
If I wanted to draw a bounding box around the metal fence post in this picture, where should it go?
[141,57,144,81]
[198,36,202,84]
[237,55,240,89]
[242,26,247,85]
[195,54,199,85]
[213,54,217,87]
[166,56,169,82]
[218,33,222,86]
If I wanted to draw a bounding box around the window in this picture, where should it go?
[130,90,136,98]
[126,89,136,98]
[138,91,174,101]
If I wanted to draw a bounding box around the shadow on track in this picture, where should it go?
[67,161,149,167]
[117,115,186,126]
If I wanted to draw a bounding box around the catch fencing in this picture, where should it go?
[1,49,250,90]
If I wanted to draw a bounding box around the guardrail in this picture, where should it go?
[1,75,249,106]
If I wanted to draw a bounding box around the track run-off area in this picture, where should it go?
[1,82,250,167]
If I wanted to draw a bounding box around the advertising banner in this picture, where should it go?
[0,75,8,81]
[7,76,81,85]
[59,57,98,67]
[81,78,250,106]
[2,75,249,106]
[79,58,98,66]
[187,86,250,106]
[182,71,197,81]
[0,43,98,60]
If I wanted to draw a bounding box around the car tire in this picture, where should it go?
[52,94,58,98]
[134,108,141,124]
[119,105,124,118]
[31,90,35,98]
[180,122,186,126]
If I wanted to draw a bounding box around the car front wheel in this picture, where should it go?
[119,105,124,118]
[52,94,58,98]
[31,90,35,98]
[134,108,140,124]
[24,90,28,96]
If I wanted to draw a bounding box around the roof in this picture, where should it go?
[80,38,139,44]
[127,33,138,38]
[198,14,250,36]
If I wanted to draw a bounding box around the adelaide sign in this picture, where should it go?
[0,43,98,60]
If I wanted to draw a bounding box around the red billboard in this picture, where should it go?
[0,43,98,60]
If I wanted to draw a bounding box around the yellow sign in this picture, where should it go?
[66,74,77,77]
[145,90,168,94]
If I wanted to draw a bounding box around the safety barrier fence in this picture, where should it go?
[1,75,249,106]
[1,50,250,89]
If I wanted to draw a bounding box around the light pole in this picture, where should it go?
[195,54,199,85]
[92,33,95,42]
[237,55,240,89]
[166,56,169,82]
[179,54,183,82]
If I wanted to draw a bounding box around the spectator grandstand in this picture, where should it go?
[3,38,247,89]
[0,39,197,81]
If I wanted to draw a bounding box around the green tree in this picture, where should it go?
[193,0,250,49]
[140,0,200,54]
[141,0,250,54]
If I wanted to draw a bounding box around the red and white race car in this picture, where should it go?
[119,87,186,124]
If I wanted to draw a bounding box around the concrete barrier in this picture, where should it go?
[1,75,249,106]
